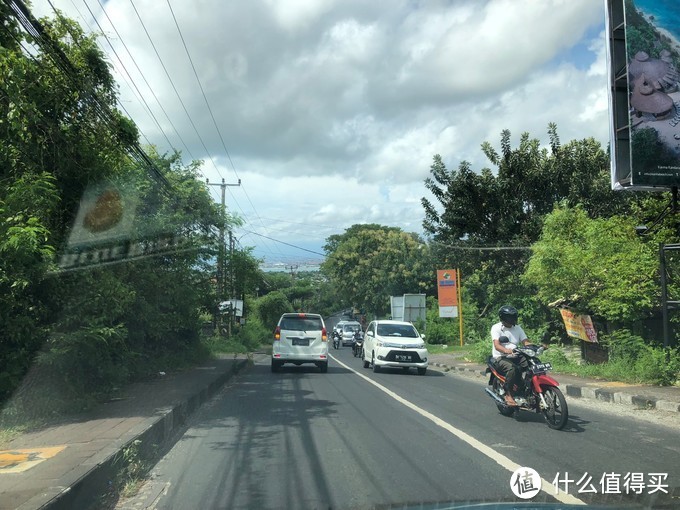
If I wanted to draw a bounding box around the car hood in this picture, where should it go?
[375,336,426,348]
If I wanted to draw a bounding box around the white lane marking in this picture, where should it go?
[329,354,585,506]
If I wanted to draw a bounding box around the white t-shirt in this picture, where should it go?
[490,322,528,358]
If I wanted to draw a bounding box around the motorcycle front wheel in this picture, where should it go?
[541,386,568,430]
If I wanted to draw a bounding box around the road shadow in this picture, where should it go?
[273,364,353,375]
[504,408,588,433]
[167,363,339,509]
[370,367,445,377]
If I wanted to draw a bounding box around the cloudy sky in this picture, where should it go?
[32,0,609,264]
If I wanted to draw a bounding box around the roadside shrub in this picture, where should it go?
[633,346,680,386]
[255,291,292,327]
[235,317,270,351]
[602,329,647,361]
[542,346,570,369]
[467,340,491,363]
[425,320,457,344]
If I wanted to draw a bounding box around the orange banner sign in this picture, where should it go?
[437,269,458,318]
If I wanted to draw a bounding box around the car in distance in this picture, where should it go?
[341,321,362,346]
[362,320,428,375]
[272,313,328,373]
[333,320,347,336]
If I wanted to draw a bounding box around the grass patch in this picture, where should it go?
[427,344,472,355]
[202,335,251,354]
[446,341,680,386]
[114,439,152,498]
[0,424,29,448]
[542,347,680,386]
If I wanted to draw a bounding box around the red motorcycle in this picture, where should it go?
[485,344,568,430]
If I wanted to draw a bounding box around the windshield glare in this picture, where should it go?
[377,324,418,338]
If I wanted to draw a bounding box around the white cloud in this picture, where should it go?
[30,0,609,261]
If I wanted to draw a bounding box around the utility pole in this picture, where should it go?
[207,178,241,332]
[286,264,298,283]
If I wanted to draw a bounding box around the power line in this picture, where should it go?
[241,230,325,257]
[54,0,280,261]
[78,0,176,151]
[435,243,532,251]
[164,0,284,259]
[4,0,174,194]
[82,0,222,209]
[127,0,225,182]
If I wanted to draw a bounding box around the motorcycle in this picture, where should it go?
[332,329,341,349]
[352,330,364,358]
[484,344,568,430]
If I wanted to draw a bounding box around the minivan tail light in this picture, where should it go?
[274,326,281,341]
[322,327,327,342]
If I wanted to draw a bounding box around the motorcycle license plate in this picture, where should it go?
[532,362,552,373]
[395,354,412,362]
[292,338,309,346]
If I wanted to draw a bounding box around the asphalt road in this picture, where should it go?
[117,347,680,510]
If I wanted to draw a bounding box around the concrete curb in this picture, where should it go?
[430,361,680,414]
[30,358,249,510]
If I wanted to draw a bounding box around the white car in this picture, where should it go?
[272,313,328,372]
[362,320,428,375]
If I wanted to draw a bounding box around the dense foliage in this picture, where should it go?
[421,126,636,336]
[524,205,659,323]
[321,224,435,316]
[0,11,234,415]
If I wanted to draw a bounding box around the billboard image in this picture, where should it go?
[607,0,680,190]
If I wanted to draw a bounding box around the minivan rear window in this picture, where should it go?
[279,317,323,331]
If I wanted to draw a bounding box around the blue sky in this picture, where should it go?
[32,0,609,264]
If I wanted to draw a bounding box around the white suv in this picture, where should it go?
[362,320,428,375]
[272,313,328,373]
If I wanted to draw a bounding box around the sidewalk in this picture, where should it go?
[428,353,680,413]
[0,355,249,510]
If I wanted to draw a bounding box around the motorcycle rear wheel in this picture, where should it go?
[541,386,568,430]
[493,379,515,417]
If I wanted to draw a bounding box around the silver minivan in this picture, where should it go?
[272,313,328,372]
[340,321,362,346]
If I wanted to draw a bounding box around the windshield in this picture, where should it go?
[2,1,679,509]
[377,324,419,338]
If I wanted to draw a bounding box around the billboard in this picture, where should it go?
[436,269,458,318]
[390,294,426,323]
[606,0,680,190]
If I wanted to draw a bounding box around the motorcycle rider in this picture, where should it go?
[491,305,530,407]
[352,328,364,356]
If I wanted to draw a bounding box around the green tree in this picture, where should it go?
[523,205,658,322]
[421,126,632,329]
[322,225,433,316]
[0,12,130,401]
[0,10,229,411]
[256,291,293,328]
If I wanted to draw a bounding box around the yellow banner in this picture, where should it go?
[559,308,598,343]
